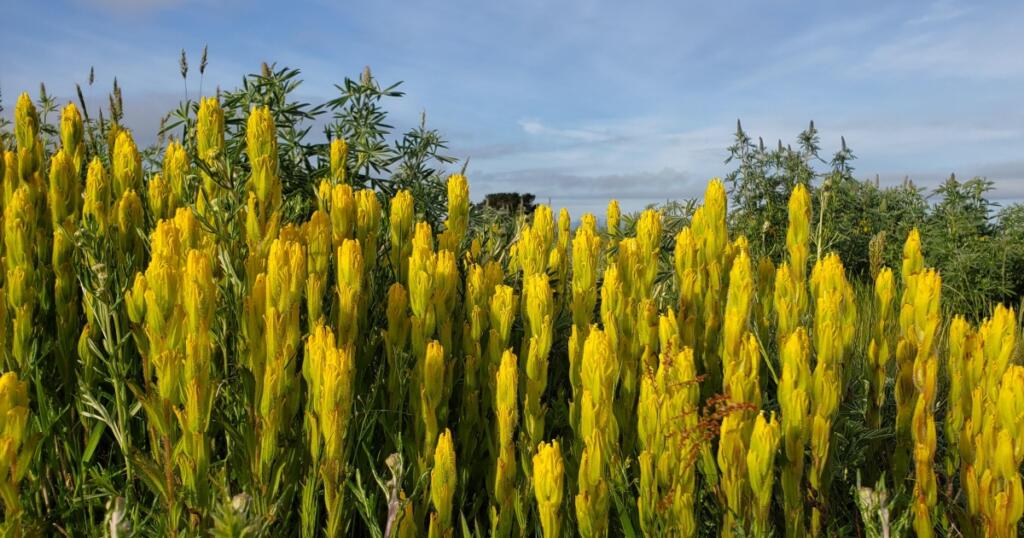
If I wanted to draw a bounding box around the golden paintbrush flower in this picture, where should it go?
[330,138,348,185]
[533,439,564,538]
[429,429,456,538]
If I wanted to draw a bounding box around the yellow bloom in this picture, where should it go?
[429,429,456,538]
[747,412,781,536]
[112,130,142,197]
[60,102,84,170]
[330,138,348,185]
[533,440,564,538]
[389,190,415,283]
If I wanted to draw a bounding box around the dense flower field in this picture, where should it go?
[0,88,1021,537]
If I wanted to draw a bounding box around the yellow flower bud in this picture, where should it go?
[336,239,364,346]
[330,138,349,184]
[0,370,31,516]
[492,348,519,537]
[15,93,41,180]
[60,102,84,170]
[389,190,415,282]
[163,140,189,212]
[246,106,278,204]
[197,97,225,164]
[575,435,608,538]
[522,273,553,448]
[786,184,811,281]
[429,429,456,538]
[329,183,356,247]
[84,157,112,231]
[533,440,564,538]
[606,200,621,238]
[440,174,469,252]
[355,189,381,272]
[112,130,142,197]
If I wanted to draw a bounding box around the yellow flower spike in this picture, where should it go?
[179,248,217,510]
[532,204,555,250]
[778,328,810,538]
[907,269,940,537]
[674,226,701,349]
[385,282,410,408]
[330,138,349,185]
[515,226,547,279]
[15,93,42,181]
[866,267,895,429]
[304,211,331,324]
[3,150,16,205]
[772,261,796,338]
[606,199,621,249]
[901,228,924,282]
[459,264,491,455]
[703,179,728,258]
[522,273,553,450]
[0,371,31,517]
[569,219,602,432]
[389,190,415,282]
[328,183,356,248]
[163,140,189,213]
[197,97,225,164]
[552,207,571,287]
[786,184,811,281]
[440,174,469,253]
[256,238,306,488]
[60,102,84,170]
[112,130,142,197]
[636,378,660,535]
[717,411,748,537]
[945,316,973,477]
[722,250,753,387]
[355,189,381,272]
[533,440,564,538]
[336,239,364,347]
[615,238,640,299]
[996,366,1024,462]
[246,106,278,204]
[579,327,618,459]
[84,157,112,232]
[492,348,519,538]
[747,412,781,537]
[635,209,662,296]
[302,323,356,537]
[116,187,145,258]
[195,96,225,211]
[48,150,79,229]
[429,429,456,538]
[148,174,172,222]
[808,256,855,536]
[49,149,83,385]
[755,256,775,335]
[488,285,516,362]
[575,434,608,538]
[421,340,446,474]
[980,305,1016,400]
[4,185,37,370]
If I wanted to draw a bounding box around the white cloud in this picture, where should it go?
[860,6,1024,79]
[518,119,613,143]
[906,0,970,26]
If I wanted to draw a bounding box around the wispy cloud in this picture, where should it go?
[518,119,613,143]
[906,0,970,26]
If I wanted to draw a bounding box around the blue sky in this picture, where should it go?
[3,0,1023,215]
